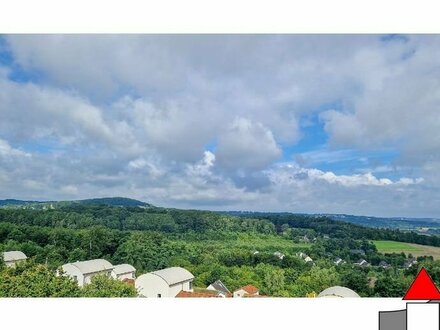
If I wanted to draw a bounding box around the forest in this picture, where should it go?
[1,203,440,297]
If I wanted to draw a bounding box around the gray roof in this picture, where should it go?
[65,259,113,275]
[150,267,194,286]
[112,264,136,275]
[208,280,231,294]
[318,286,360,298]
[2,251,27,262]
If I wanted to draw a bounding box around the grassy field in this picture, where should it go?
[373,240,440,259]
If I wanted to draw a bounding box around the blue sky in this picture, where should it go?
[0,35,438,217]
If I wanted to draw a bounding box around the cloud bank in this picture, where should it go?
[0,35,439,217]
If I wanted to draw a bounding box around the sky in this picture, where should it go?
[0,34,439,217]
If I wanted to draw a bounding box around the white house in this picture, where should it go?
[135,267,194,298]
[334,257,344,266]
[304,256,314,263]
[233,284,259,298]
[273,252,285,260]
[318,286,360,298]
[354,259,370,267]
[2,251,27,268]
[207,280,231,297]
[297,252,307,258]
[111,264,136,281]
[61,259,114,287]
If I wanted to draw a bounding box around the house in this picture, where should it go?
[111,264,136,281]
[61,259,114,287]
[274,251,285,260]
[252,250,259,255]
[334,257,344,266]
[354,259,370,267]
[304,256,314,263]
[207,280,231,297]
[317,286,360,298]
[2,251,28,268]
[135,267,194,298]
[404,258,418,269]
[297,252,307,258]
[378,261,391,269]
[233,284,259,298]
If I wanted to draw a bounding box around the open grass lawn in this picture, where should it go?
[373,240,440,259]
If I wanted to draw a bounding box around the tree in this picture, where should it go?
[292,267,340,297]
[0,262,81,297]
[81,275,137,297]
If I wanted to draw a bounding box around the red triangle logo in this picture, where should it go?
[403,267,440,300]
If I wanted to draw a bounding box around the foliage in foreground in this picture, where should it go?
[0,262,136,297]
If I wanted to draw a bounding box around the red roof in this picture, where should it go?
[122,278,135,286]
[240,285,259,295]
[403,267,440,300]
[176,290,221,298]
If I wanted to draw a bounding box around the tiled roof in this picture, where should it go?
[176,291,220,298]
[240,284,259,295]
[122,278,135,286]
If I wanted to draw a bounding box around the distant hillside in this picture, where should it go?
[71,197,150,207]
[0,197,150,209]
[0,199,46,207]
[225,211,440,235]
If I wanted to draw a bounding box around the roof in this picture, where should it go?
[112,264,136,275]
[2,251,27,262]
[237,284,259,295]
[150,267,194,286]
[208,280,231,294]
[176,290,220,298]
[64,259,114,275]
[318,286,360,298]
[122,278,135,286]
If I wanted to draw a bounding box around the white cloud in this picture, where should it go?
[269,163,422,188]
[0,138,30,157]
[0,35,440,217]
[216,117,282,171]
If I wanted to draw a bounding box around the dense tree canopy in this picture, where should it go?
[0,205,435,297]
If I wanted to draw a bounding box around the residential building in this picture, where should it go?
[111,264,136,281]
[207,280,231,297]
[378,261,391,269]
[135,267,194,298]
[61,259,114,287]
[233,284,259,298]
[317,286,360,298]
[2,251,27,268]
[334,257,344,266]
[354,259,370,267]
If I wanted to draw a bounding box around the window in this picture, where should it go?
[189,281,193,290]
[157,294,162,298]
[73,275,77,281]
